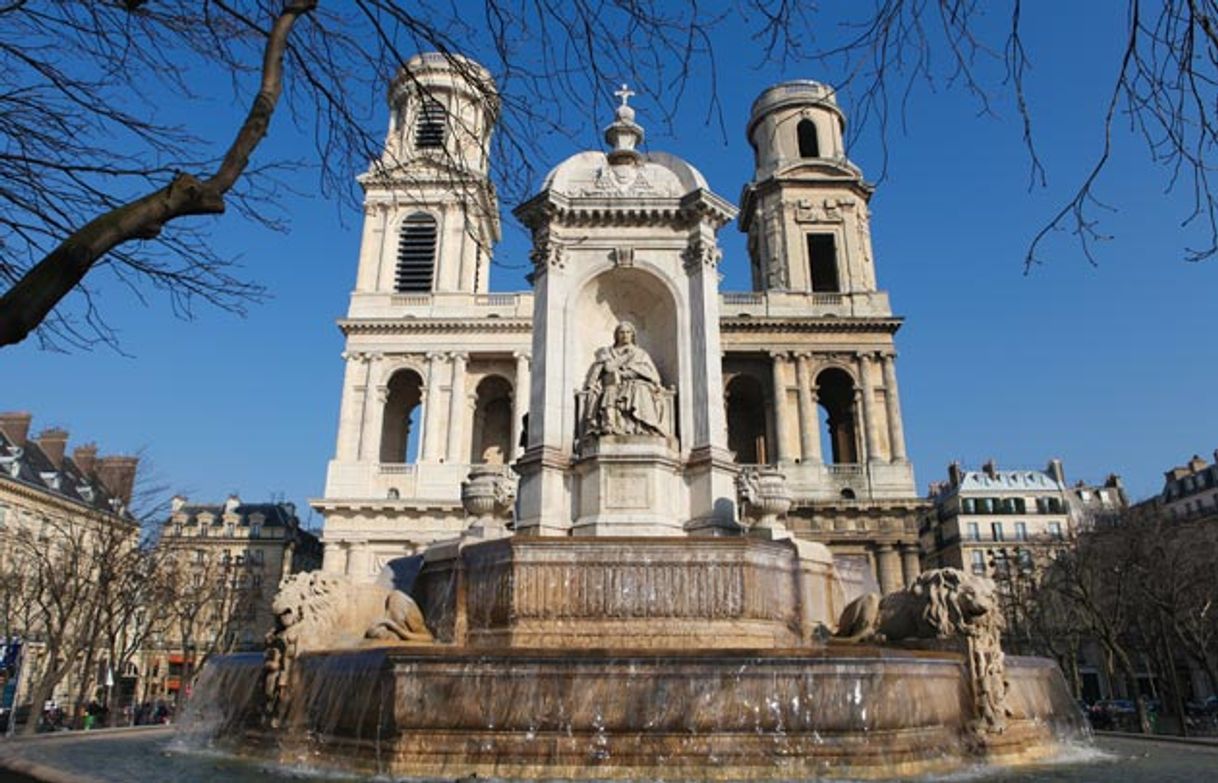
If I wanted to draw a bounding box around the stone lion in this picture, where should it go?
[834,567,1001,642]
[262,571,432,725]
[834,567,1010,734]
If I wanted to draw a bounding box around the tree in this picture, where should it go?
[5,513,141,734]
[161,545,262,706]
[4,2,1218,350]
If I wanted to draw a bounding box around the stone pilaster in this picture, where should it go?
[795,353,821,464]
[769,351,792,463]
[446,352,469,463]
[882,353,908,463]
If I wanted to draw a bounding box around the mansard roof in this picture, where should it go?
[956,470,1065,493]
[0,425,133,519]
[168,499,299,528]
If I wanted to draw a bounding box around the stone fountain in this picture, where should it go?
[184,325,1084,780]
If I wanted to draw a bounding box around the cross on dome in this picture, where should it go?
[614,83,635,108]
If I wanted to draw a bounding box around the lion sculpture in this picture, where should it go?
[262,571,433,725]
[834,568,1011,735]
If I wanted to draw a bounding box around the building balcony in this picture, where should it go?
[739,460,916,503]
[720,290,893,319]
[323,460,516,506]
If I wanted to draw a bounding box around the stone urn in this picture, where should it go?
[735,467,793,534]
[460,465,516,539]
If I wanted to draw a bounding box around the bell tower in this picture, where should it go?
[739,81,877,296]
[353,52,500,295]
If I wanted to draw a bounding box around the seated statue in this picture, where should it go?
[580,321,668,438]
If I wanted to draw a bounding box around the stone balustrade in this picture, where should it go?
[719,289,892,318]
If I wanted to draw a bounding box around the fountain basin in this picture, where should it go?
[196,644,1086,780]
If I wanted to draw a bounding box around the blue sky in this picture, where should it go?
[5,3,1215,524]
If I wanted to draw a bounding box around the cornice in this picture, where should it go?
[514,188,737,231]
[339,318,533,336]
[720,316,903,334]
[0,475,137,530]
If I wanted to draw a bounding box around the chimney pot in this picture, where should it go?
[948,462,962,487]
[36,427,69,469]
[982,459,997,479]
[0,412,33,448]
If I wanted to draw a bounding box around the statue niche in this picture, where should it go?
[578,321,672,442]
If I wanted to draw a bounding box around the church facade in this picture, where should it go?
[315,53,924,594]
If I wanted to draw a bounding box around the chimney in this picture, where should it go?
[72,443,98,476]
[171,494,188,513]
[1046,458,1065,485]
[1188,454,1208,473]
[982,459,997,479]
[97,455,139,506]
[1105,473,1124,490]
[0,412,33,448]
[36,427,69,469]
[224,494,241,515]
[948,462,963,487]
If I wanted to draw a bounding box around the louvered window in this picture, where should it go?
[396,213,437,292]
[415,99,445,149]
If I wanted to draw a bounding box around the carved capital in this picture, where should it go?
[682,236,722,271]
[529,235,565,271]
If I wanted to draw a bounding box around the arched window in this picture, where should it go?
[470,376,513,465]
[816,368,858,464]
[380,369,424,463]
[396,213,437,292]
[797,119,820,158]
[414,99,445,149]
[726,374,769,464]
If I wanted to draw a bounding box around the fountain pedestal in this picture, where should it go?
[416,535,841,650]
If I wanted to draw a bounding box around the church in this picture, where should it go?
[314,52,925,595]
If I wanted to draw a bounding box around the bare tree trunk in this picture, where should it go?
[0,0,317,347]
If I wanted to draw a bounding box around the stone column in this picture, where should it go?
[769,351,792,462]
[875,543,902,595]
[512,352,530,460]
[345,540,372,581]
[858,354,881,463]
[446,352,468,463]
[900,543,922,587]
[421,352,445,462]
[882,353,908,462]
[320,540,347,574]
[794,353,822,464]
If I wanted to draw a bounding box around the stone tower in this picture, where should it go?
[740,81,875,294]
[724,81,923,594]
[357,52,500,295]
